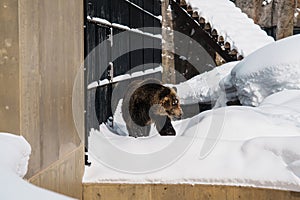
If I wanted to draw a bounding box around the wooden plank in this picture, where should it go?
[18,1,84,198]
[83,184,151,200]
[18,0,42,176]
[152,184,187,200]
[1,0,84,198]
[83,183,300,200]
[29,144,84,199]
[0,0,20,134]
[39,165,59,194]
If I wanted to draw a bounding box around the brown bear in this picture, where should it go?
[122,78,183,137]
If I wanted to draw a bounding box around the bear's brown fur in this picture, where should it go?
[122,78,183,137]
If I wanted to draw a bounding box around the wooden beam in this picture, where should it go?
[83,183,300,200]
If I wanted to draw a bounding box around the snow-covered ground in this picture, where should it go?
[187,0,274,57]
[84,34,300,192]
[0,133,75,200]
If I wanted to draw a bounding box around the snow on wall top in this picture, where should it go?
[186,0,275,57]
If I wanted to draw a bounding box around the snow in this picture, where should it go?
[0,133,75,200]
[262,0,272,6]
[224,35,300,106]
[167,61,239,104]
[84,34,300,192]
[87,16,162,39]
[84,90,300,191]
[186,0,274,57]
[0,133,31,177]
[1,169,76,200]
[88,66,163,89]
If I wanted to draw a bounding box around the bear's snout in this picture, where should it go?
[172,108,183,120]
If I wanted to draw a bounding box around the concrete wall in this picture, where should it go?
[0,0,84,198]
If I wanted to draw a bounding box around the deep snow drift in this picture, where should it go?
[84,35,300,192]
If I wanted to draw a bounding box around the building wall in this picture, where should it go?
[0,0,84,199]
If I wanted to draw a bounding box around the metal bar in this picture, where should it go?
[87,16,162,39]
[125,0,162,21]
[87,66,163,89]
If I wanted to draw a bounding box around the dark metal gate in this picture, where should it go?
[84,0,162,151]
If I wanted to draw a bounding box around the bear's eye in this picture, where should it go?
[172,99,178,106]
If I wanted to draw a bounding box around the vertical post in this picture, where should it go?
[107,61,113,128]
[161,0,176,84]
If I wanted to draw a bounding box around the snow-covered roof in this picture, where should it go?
[186,0,275,57]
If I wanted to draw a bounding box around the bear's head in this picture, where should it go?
[158,87,183,120]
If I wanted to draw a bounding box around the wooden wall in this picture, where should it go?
[83,183,300,200]
[29,144,84,199]
[0,0,20,134]
[0,0,84,199]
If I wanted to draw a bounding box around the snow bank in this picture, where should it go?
[84,90,300,192]
[225,35,300,106]
[0,169,76,200]
[186,0,274,56]
[0,133,31,177]
[167,61,239,104]
[0,133,75,200]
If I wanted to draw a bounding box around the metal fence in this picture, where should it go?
[84,0,162,150]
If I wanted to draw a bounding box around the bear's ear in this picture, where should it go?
[159,87,171,100]
[172,86,177,93]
